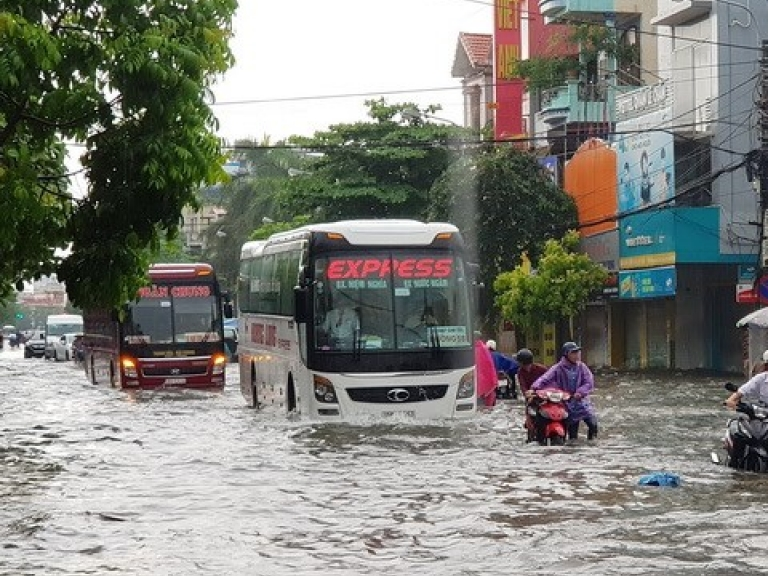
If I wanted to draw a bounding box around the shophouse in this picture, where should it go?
[531,0,768,372]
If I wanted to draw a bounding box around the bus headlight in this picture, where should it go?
[211,353,227,375]
[313,375,338,403]
[121,357,138,378]
[456,369,475,399]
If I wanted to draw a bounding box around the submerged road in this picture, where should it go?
[1,346,766,575]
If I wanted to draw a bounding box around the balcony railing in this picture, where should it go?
[538,0,614,20]
[537,81,638,126]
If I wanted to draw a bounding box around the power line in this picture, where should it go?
[210,60,761,108]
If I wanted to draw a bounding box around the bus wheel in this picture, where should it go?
[286,379,297,414]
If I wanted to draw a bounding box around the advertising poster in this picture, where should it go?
[615,108,675,213]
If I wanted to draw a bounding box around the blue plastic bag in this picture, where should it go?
[638,472,681,487]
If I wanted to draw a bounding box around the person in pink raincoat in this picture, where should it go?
[475,340,497,408]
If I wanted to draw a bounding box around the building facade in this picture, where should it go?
[534,0,768,372]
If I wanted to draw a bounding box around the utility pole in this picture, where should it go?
[760,40,768,270]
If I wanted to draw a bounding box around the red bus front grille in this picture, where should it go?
[141,364,209,377]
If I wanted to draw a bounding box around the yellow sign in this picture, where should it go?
[496,44,520,80]
[542,322,557,366]
[496,0,520,29]
[619,252,675,269]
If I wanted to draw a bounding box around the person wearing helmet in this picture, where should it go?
[516,348,549,442]
[726,349,768,409]
[515,348,548,396]
[485,339,520,399]
[530,341,598,441]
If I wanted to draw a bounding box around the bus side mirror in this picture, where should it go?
[294,286,310,323]
[473,281,486,315]
[221,291,234,319]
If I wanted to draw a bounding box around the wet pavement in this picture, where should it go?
[2,345,767,575]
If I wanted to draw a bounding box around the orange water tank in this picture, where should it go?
[563,138,617,236]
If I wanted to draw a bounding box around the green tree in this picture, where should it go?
[281,99,473,221]
[428,145,578,311]
[200,138,306,291]
[150,235,195,265]
[0,1,237,310]
[514,23,639,91]
[494,230,608,340]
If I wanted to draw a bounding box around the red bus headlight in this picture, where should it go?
[121,357,138,378]
[211,353,227,375]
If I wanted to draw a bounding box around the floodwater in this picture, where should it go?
[2,345,768,576]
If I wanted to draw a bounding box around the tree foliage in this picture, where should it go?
[428,145,578,302]
[494,230,609,336]
[200,138,305,290]
[0,1,237,309]
[281,99,472,221]
[514,23,639,91]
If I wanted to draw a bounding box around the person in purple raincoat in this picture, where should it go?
[530,341,598,440]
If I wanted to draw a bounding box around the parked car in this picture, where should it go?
[23,330,47,358]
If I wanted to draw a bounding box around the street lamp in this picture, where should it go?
[400,107,461,127]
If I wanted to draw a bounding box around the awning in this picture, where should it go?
[736,308,768,328]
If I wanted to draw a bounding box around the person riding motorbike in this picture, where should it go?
[486,339,519,399]
[725,350,768,409]
[529,342,598,441]
[515,348,548,396]
[516,348,549,442]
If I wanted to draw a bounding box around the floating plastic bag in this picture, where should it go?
[638,472,681,487]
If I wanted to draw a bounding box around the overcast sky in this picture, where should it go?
[211,0,493,143]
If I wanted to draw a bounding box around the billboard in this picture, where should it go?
[494,0,524,139]
[615,108,675,213]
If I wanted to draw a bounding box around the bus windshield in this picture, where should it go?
[47,322,83,336]
[313,250,473,351]
[123,284,221,344]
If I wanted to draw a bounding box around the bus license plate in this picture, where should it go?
[381,411,416,418]
[164,377,187,385]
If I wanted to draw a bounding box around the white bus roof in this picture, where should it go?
[241,220,461,255]
[46,314,83,322]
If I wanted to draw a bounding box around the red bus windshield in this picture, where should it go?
[123,282,222,346]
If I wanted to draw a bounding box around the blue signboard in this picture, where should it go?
[619,211,676,268]
[619,266,676,299]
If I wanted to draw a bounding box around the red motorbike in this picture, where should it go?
[527,388,571,445]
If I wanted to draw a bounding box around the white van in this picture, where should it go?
[45,314,83,360]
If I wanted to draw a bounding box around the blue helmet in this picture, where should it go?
[561,341,581,357]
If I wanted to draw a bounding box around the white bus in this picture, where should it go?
[237,219,477,420]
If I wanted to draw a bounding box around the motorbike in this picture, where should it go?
[496,371,518,400]
[711,382,768,472]
[527,388,571,445]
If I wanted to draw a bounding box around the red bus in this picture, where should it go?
[83,263,233,389]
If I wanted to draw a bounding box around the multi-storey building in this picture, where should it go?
[531,0,768,372]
